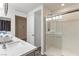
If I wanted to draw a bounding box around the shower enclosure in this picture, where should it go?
[45,9,79,56]
[45,15,63,56]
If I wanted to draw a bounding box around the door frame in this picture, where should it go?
[15,15,27,41]
[33,6,45,55]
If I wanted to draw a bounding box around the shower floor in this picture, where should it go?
[45,47,77,56]
[45,47,62,56]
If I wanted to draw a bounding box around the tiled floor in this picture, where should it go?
[26,47,45,56]
[45,47,62,56]
[45,47,78,56]
[26,47,77,56]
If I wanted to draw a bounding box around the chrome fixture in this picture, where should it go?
[61,3,65,6]
[4,3,8,16]
[0,31,7,49]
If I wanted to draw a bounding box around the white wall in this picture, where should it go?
[62,11,79,55]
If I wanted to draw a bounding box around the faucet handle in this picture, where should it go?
[2,43,7,49]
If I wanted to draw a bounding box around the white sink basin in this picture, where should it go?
[0,39,36,56]
[0,34,37,56]
[0,41,24,56]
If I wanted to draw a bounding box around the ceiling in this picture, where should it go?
[44,3,79,12]
[9,3,42,14]
[44,3,79,16]
[8,3,79,15]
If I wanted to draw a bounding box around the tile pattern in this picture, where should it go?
[26,47,46,56]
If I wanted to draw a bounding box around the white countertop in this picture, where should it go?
[0,36,37,56]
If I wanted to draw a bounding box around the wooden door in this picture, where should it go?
[15,16,27,41]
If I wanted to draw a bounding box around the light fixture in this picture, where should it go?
[0,3,8,16]
[52,16,56,20]
[48,18,52,20]
[59,15,62,19]
[46,17,52,21]
[61,3,65,6]
[4,3,8,16]
[46,18,48,21]
[55,16,59,19]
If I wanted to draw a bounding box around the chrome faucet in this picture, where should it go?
[0,35,7,49]
[2,39,6,49]
[0,31,7,49]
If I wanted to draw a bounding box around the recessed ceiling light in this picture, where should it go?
[61,3,65,6]
[52,17,56,20]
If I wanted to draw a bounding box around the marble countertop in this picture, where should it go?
[0,36,37,56]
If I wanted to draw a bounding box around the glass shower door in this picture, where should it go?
[45,15,63,56]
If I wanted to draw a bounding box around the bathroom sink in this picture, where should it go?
[7,41,22,46]
[0,41,23,56]
[0,40,36,56]
[0,34,37,56]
